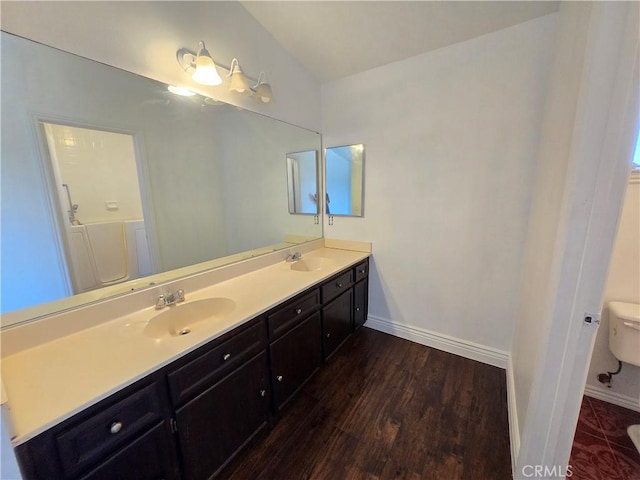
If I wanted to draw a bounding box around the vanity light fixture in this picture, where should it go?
[177,41,223,86]
[252,72,273,103]
[176,43,274,102]
[228,58,251,95]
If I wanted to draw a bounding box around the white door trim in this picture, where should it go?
[515,3,639,476]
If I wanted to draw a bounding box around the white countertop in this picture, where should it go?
[1,246,370,445]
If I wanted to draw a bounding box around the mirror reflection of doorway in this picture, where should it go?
[41,122,153,294]
[286,150,319,215]
[325,144,364,217]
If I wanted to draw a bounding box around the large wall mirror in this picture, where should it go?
[325,144,365,216]
[0,32,322,327]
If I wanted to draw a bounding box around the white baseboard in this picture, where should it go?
[584,384,640,412]
[506,355,520,478]
[364,315,509,368]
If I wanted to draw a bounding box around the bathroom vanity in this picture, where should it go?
[3,247,370,480]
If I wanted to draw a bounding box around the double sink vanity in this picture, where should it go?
[1,240,371,480]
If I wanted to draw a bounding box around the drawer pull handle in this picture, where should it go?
[110,422,123,434]
[277,375,283,382]
[260,389,266,397]
[326,333,331,338]
[295,308,302,315]
[223,353,231,361]
[336,283,343,288]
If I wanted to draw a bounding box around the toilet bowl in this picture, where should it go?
[608,301,640,455]
[608,301,640,367]
[628,425,640,453]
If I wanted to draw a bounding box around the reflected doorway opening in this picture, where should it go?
[39,121,156,294]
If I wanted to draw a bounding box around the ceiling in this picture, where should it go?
[241,1,559,83]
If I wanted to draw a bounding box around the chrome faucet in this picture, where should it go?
[285,252,302,262]
[156,289,185,309]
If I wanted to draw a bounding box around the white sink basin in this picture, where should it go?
[143,298,235,339]
[289,257,337,272]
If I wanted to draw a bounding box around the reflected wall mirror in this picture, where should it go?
[0,31,322,327]
[286,150,319,215]
[325,144,365,217]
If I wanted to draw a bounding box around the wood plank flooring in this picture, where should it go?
[219,327,512,480]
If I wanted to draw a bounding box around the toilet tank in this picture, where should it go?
[609,301,640,367]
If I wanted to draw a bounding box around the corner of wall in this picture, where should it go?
[506,354,521,478]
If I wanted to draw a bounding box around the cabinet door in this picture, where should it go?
[354,279,368,331]
[270,312,321,411]
[78,422,177,480]
[322,289,353,360]
[175,352,270,480]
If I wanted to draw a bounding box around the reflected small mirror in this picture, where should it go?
[286,150,319,215]
[325,144,365,216]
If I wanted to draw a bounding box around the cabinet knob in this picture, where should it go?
[110,421,123,434]
[326,333,331,338]
[223,353,231,361]
[277,375,283,382]
[260,389,266,397]
[359,269,366,274]
[336,283,343,288]
[356,307,361,312]
[295,308,302,315]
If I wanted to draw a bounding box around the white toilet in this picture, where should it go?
[608,301,640,453]
[609,301,640,367]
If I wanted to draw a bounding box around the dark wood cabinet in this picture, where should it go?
[269,312,321,410]
[167,320,267,407]
[175,352,270,480]
[354,259,369,283]
[14,375,176,480]
[354,278,368,330]
[267,289,320,341]
[321,270,353,303]
[15,256,369,480]
[56,382,164,478]
[77,422,176,480]
[322,289,353,360]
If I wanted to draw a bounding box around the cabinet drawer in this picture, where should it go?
[56,382,162,478]
[321,270,353,303]
[78,422,176,480]
[168,321,267,406]
[268,289,320,340]
[354,259,369,282]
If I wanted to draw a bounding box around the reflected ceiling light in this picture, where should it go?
[167,85,197,96]
[252,72,273,103]
[228,58,251,95]
[177,41,223,86]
